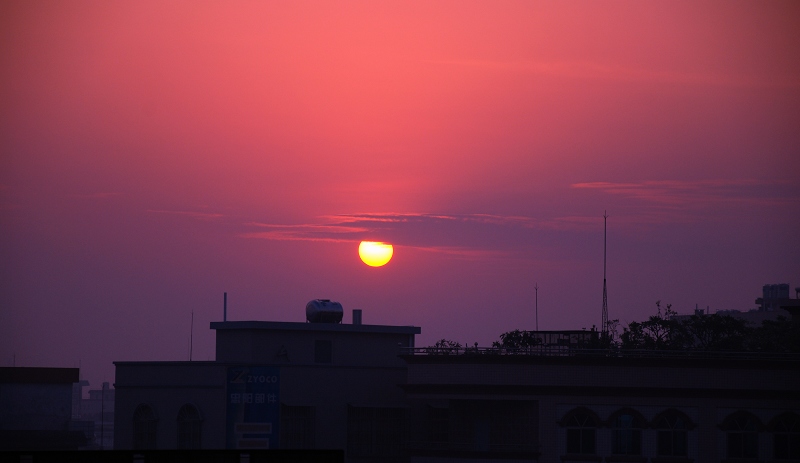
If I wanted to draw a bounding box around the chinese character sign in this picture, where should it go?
[226,366,280,449]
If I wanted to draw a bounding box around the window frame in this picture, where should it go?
[653,409,693,457]
[132,403,158,450]
[721,411,760,459]
[561,407,599,456]
[347,405,405,458]
[769,412,800,461]
[609,409,645,456]
[176,403,202,449]
[280,404,316,449]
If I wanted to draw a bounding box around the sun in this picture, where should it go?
[358,241,393,267]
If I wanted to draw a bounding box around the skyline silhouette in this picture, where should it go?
[1,0,799,391]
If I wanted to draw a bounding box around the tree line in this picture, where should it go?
[427,301,799,353]
[615,301,799,352]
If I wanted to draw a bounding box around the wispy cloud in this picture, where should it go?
[327,212,540,228]
[71,192,123,199]
[431,59,800,89]
[572,179,799,209]
[241,211,603,259]
[146,209,224,220]
[241,222,368,243]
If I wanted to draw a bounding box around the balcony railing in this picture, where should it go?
[400,346,800,361]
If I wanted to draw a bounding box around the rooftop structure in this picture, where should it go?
[0,367,86,451]
[113,298,799,461]
[115,304,421,455]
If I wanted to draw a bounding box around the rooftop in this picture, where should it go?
[210,320,421,335]
[0,367,80,384]
[400,346,800,366]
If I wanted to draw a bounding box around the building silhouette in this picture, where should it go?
[401,346,799,462]
[0,367,88,451]
[112,301,800,462]
[114,305,419,454]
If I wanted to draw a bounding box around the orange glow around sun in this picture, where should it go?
[358,241,393,267]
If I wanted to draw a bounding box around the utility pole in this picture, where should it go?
[602,211,609,338]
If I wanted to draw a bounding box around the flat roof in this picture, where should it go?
[210,321,420,335]
[0,367,80,384]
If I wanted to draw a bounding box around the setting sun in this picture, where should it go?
[358,241,393,267]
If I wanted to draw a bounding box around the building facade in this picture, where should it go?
[114,315,420,459]
[401,349,800,463]
[0,367,87,450]
[113,314,799,462]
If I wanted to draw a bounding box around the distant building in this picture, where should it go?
[758,284,792,311]
[673,283,800,325]
[0,367,88,450]
[672,306,792,326]
[71,379,89,420]
[114,305,420,457]
[400,348,800,462]
[78,382,115,449]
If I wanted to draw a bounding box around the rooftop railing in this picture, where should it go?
[400,345,800,361]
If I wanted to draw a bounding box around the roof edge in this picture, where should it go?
[210,320,420,335]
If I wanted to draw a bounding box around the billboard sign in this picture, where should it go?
[226,366,280,449]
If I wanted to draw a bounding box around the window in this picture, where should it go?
[562,408,598,455]
[425,404,449,445]
[655,409,691,457]
[610,410,643,455]
[723,411,759,459]
[133,404,157,449]
[347,406,404,458]
[314,340,332,363]
[444,399,538,454]
[281,405,315,449]
[770,412,800,460]
[177,404,202,449]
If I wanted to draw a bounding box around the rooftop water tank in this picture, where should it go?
[306,299,344,323]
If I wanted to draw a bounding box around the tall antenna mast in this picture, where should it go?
[534,283,539,331]
[189,310,194,361]
[602,211,609,338]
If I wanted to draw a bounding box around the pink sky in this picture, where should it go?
[2,1,799,388]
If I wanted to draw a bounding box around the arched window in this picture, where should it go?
[768,412,800,461]
[561,407,599,455]
[133,404,158,449]
[177,403,202,449]
[722,411,760,459]
[654,409,693,457]
[609,408,645,455]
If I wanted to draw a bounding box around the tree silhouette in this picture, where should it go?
[621,301,685,350]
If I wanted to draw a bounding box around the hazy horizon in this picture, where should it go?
[2,1,799,388]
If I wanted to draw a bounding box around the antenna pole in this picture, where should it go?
[189,311,194,361]
[224,292,227,322]
[100,382,106,449]
[534,283,539,331]
[602,211,609,338]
